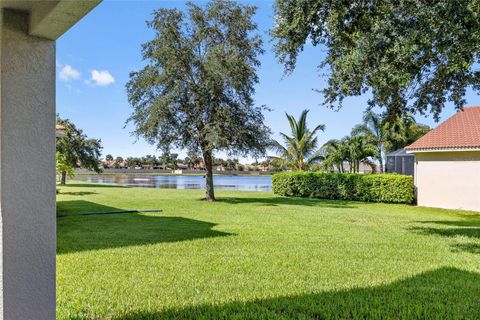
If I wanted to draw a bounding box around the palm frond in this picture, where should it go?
[273,109,325,171]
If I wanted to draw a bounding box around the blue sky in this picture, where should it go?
[56,0,476,162]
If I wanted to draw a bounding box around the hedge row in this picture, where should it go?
[272,172,414,204]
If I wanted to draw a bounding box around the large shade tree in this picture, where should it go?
[272,1,480,120]
[126,0,271,201]
[56,117,102,185]
[271,109,325,170]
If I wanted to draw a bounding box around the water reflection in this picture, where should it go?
[73,174,272,192]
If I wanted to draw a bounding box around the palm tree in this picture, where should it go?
[321,136,377,173]
[352,111,430,172]
[321,139,350,173]
[345,135,377,173]
[270,109,325,171]
[384,115,431,152]
[351,112,387,172]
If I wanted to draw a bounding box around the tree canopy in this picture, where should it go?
[56,116,102,184]
[126,0,270,200]
[126,0,271,201]
[272,0,480,119]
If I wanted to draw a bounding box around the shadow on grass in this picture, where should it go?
[57,200,124,216]
[60,183,129,189]
[411,218,480,254]
[59,191,98,196]
[71,267,478,320]
[216,196,357,208]
[453,243,480,254]
[412,219,480,240]
[57,201,232,254]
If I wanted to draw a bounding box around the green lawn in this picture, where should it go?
[57,182,480,320]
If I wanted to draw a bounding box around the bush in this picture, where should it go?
[272,172,414,204]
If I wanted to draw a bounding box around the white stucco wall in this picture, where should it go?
[414,151,480,212]
[0,9,56,320]
[0,2,100,319]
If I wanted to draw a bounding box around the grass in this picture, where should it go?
[57,182,480,319]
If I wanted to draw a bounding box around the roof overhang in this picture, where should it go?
[406,147,480,154]
[0,0,101,40]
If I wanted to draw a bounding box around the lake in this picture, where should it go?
[74,174,272,192]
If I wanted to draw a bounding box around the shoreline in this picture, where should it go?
[74,171,276,177]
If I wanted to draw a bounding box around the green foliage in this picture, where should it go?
[322,111,430,174]
[125,157,141,168]
[273,172,414,204]
[272,0,480,119]
[270,109,325,170]
[56,183,480,319]
[56,152,74,181]
[159,152,179,170]
[386,122,431,152]
[351,111,430,171]
[126,0,271,200]
[321,135,377,173]
[351,112,389,172]
[56,116,102,172]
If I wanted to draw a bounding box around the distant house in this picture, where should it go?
[258,163,269,172]
[405,106,480,211]
[386,148,415,176]
[177,163,188,170]
[102,159,127,168]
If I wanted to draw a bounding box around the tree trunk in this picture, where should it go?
[202,150,215,201]
[378,145,384,173]
[60,170,66,185]
[378,155,384,173]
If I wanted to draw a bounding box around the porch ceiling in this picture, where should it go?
[0,0,101,40]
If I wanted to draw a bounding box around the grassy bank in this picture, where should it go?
[57,183,480,319]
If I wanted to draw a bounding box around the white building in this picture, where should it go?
[406,106,480,212]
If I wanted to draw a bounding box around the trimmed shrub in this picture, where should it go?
[272,172,414,204]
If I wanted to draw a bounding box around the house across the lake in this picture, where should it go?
[406,106,480,212]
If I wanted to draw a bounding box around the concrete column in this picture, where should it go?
[0,9,56,319]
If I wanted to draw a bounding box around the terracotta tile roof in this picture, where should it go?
[406,106,480,151]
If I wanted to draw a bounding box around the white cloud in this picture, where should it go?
[59,65,81,81]
[88,70,115,86]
